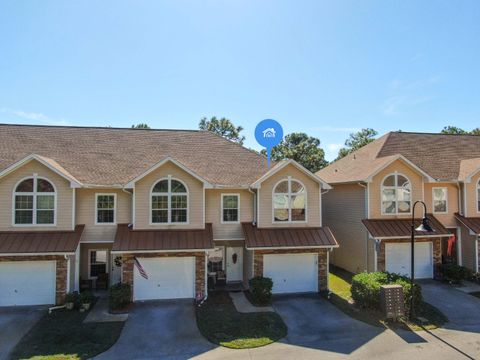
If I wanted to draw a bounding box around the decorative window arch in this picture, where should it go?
[273,177,306,222]
[13,176,56,225]
[381,173,411,214]
[151,177,188,224]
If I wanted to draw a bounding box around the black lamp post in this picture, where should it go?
[410,200,434,320]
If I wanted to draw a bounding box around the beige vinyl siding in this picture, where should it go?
[323,183,368,273]
[0,159,73,231]
[258,164,320,228]
[369,159,424,219]
[134,161,204,229]
[75,189,132,243]
[460,225,477,271]
[205,189,253,240]
[424,183,459,227]
[465,171,480,216]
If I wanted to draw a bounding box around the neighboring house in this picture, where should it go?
[317,131,480,278]
[0,124,337,306]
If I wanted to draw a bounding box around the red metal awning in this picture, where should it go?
[112,223,214,252]
[0,225,84,255]
[455,213,480,235]
[242,222,338,249]
[362,215,451,239]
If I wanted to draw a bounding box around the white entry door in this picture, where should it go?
[385,242,433,279]
[264,253,318,294]
[0,261,56,306]
[110,254,122,285]
[133,257,195,301]
[226,247,243,282]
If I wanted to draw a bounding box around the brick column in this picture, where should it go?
[195,254,205,296]
[55,257,68,305]
[318,249,328,291]
[122,254,134,300]
[253,251,263,277]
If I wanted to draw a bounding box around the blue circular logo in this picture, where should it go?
[255,119,283,167]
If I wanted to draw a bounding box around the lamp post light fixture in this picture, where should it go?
[410,200,434,320]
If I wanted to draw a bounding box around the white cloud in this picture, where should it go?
[327,143,343,151]
[382,95,435,116]
[313,126,360,133]
[0,107,68,125]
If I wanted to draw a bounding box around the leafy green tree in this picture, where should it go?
[131,123,150,129]
[337,128,378,160]
[441,126,467,134]
[441,126,480,135]
[199,116,245,145]
[261,132,328,173]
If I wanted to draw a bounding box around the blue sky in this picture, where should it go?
[0,1,479,161]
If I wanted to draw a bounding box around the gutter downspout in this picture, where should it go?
[358,182,369,271]
[248,188,257,225]
[65,254,71,294]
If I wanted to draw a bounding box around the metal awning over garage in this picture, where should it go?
[362,215,451,240]
[112,223,214,253]
[242,222,338,250]
[455,213,480,235]
[0,225,84,255]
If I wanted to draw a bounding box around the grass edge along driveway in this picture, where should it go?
[328,266,448,331]
[10,305,124,360]
[196,291,287,349]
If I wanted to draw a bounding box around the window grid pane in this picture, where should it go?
[97,195,115,209]
[152,209,168,223]
[16,179,34,192]
[15,210,33,224]
[37,195,54,210]
[37,179,54,192]
[37,210,54,224]
[97,209,114,223]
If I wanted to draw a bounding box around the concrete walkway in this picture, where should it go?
[454,280,480,294]
[84,296,128,323]
[229,292,273,313]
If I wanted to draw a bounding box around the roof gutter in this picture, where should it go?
[245,245,339,250]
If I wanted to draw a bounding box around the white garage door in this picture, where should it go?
[385,242,433,279]
[263,253,318,294]
[133,257,195,301]
[0,261,56,306]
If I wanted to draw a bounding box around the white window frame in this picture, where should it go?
[477,179,480,213]
[432,187,448,214]
[221,193,240,224]
[95,193,117,225]
[272,177,307,223]
[88,248,109,279]
[381,172,412,216]
[12,175,57,227]
[149,176,189,225]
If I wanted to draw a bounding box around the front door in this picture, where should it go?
[110,254,122,285]
[226,247,243,282]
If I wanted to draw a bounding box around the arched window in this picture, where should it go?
[381,173,411,214]
[273,178,306,222]
[14,177,56,225]
[151,178,188,224]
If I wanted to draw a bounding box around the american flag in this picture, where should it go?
[134,257,148,279]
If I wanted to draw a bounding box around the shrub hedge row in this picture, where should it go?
[351,271,422,312]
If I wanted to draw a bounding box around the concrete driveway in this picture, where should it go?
[421,280,480,332]
[94,300,215,360]
[0,306,46,360]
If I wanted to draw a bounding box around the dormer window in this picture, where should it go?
[14,177,56,225]
[381,173,411,214]
[273,178,306,222]
[151,178,188,224]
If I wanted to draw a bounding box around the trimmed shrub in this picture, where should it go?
[351,271,422,313]
[442,264,472,284]
[109,283,131,310]
[65,292,79,303]
[79,290,94,304]
[249,276,273,305]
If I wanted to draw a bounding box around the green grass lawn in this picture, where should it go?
[328,266,448,331]
[10,305,124,360]
[196,291,287,349]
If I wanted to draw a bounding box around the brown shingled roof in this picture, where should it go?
[317,132,480,184]
[242,222,338,249]
[362,216,451,239]
[455,213,480,235]
[0,124,269,187]
[0,225,84,254]
[112,224,214,252]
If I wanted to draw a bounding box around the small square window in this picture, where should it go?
[222,195,239,223]
[96,194,116,224]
